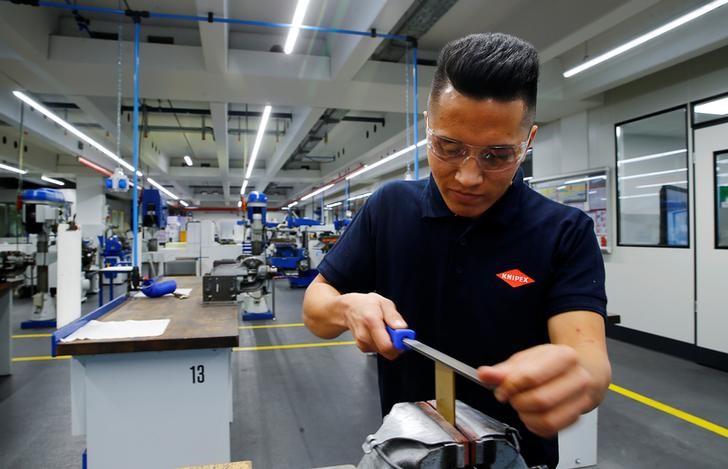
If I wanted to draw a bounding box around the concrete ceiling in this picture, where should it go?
[0,0,726,208]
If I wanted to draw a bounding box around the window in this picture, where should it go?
[693,92,728,128]
[616,107,689,247]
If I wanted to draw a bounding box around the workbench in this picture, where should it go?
[53,277,239,469]
[1,280,21,376]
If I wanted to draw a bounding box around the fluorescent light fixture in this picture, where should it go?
[284,0,311,54]
[636,180,688,189]
[523,176,534,182]
[325,201,343,208]
[41,175,64,186]
[237,200,243,208]
[619,168,687,181]
[564,175,607,184]
[563,0,728,78]
[300,183,334,201]
[615,126,622,138]
[618,149,686,166]
[346,139,427,181]
[146,177,179,200]
[287,201,299,208]
[179,200,189,207]
[348,192,372,201]
[78,156,113,177]
[13,91,142,177]
[557,185,567,190]
[245,105,272,180]
[240,179,249,195]
[0,162,28,175]
[695,96,728,116]
[619,192,659,199]
[183,155,193,166]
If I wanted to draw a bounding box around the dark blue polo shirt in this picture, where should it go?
[317,169,606,469]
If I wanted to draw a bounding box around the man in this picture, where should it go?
[303,32,611,468]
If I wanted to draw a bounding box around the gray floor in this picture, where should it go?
[1,280,727,468]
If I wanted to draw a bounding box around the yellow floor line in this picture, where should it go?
[239,323,305,330]
[12,333,53,339]
[234,340,355,352]
[12,355,71,362]
[609,383,728,438]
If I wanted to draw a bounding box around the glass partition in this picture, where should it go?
[530,168,610,252]
[615,107,689,247]
[716,150,728,248]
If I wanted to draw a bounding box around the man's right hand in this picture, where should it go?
[336,292,407,360]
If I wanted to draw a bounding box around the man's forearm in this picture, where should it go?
[574,340,612,410]
[302,277,349,339]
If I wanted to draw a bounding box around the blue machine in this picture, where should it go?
[268,243,306,270]
[142,189,168,229]
[285,213,321,228]
[333,218,351,232]
[98,234,131,280]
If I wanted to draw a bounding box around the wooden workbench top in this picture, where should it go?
[56,277,239,356]
[0,279,22,294]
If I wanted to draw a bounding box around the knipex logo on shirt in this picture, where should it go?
[496,269,535,288]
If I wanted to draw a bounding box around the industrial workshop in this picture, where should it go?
[1,0,727,468]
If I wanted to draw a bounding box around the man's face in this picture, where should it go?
[427,86,537,218]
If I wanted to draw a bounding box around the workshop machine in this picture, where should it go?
[355,327,538,469]
[141,188,168,252]
[0,251,35,283]
[20,188,70,328]
[202,191,277,320]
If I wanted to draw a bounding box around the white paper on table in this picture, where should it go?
[132,288,193,298]
[60,319,170,342]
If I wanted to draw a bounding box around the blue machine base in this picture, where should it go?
[288,270,317,289]
[21,319,57,329]
[242,311,274,321]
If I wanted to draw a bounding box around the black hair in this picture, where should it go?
[429,33,539,121]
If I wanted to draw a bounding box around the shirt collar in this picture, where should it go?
[420,168,526,226]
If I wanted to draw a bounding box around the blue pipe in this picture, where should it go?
[35,2,409,42]
[131,19,140,269]
[345,180,350,213]
[38,1,125,15]
[141,278,177,298]
[412,46,419,180]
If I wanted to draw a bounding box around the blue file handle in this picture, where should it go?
[386,326,416,352]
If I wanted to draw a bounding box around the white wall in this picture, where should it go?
[533,45,728,344]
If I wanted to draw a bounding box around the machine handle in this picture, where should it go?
[386,326,416,352]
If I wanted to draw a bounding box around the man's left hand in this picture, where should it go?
[477,344,595,437]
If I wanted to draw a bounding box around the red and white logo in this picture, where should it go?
[496,269,535,288]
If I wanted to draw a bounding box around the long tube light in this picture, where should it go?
[41,175,65,186]
[12,91,142,177]
[300,183,334,201]
[179,200,189,207]
[346,139,426,181]
[618,168,687,181]
[0,162,28,175]
[619,193,659,200]
[617,149,686,166]
[241,179,249,195]
[183,155,193,166]
[563,0,728,78]
[325,201,343,208]
[348,192,372,201]
[636,180,687,189]
[287,201,299,208]
[245,105,272,180]
[78,156,113,177]
[147,177,179,200]
[284,0,311,54]
[563,175,607,184]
